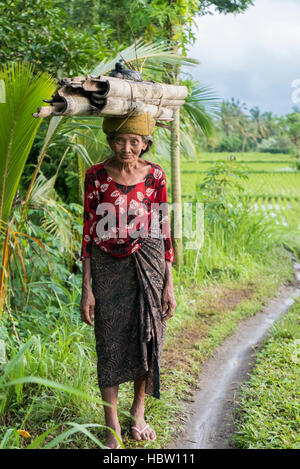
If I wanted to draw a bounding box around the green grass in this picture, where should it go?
[230,297,300,449]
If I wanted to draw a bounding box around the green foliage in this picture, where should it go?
[283,109,300,158]
[82,0,200,53]
[0,0,254,76]
[85,0,254,51]
[257,136,293,154]
[202,98,295,154]
[195,156,251,230]
[181,80,218,136]
[0,61,56,224]
[215,134,244,152]
[0,0,116,77]
[200,0,254,14]
[90,38,198,78]
[0,334,122,448]
[186,155,286,277]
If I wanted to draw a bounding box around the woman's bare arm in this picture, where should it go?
[162,260,176,321]
[80,258,95,326]
[82,257,92,291]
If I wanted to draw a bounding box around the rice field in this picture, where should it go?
[180,152,300,232]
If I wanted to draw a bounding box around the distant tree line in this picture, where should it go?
[201,98,300,156]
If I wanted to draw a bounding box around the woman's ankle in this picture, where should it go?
[105,421,121,432]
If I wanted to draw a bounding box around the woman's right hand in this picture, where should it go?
[80,287,95,327]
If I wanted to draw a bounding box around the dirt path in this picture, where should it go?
[168,255,300,449]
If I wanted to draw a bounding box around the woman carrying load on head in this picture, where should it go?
[79,112,176,449]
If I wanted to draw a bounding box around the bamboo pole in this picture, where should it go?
[170,55,183,266]
[33,76,188,121]
[171,105,183,266]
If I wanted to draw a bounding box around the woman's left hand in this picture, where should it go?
[162,280,176,321]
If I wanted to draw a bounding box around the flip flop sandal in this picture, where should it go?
[131,424,157,441]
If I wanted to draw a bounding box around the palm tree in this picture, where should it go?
[220,101,236,136]
[250,106,267,141]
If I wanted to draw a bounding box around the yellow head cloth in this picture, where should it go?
[102,112,156,136]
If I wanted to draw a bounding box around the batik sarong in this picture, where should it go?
[90,236,167,399]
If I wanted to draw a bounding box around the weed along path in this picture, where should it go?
[169,254,300,450]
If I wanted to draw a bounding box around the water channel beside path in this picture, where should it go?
[169,254,300,449]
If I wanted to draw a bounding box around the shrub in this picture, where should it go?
[214,135,243,152]
[256,136,293,154]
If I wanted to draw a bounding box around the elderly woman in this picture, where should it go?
[79,112,176,449]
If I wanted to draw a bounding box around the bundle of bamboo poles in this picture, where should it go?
[33,75,188,121]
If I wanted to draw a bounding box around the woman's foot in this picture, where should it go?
[104,424,122,449]
[130,406,156,441]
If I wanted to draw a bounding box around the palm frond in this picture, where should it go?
[182,103,215,136]
[37,116,65,163]
[185,84,220,112]
[0,62,57,224]
[182,82,219,137]
[70,125,110,202]
[40,201,73,249]
[90,38,198,77]
[151,127,171,162]
[29,173,58,205]
[180,130,198,160]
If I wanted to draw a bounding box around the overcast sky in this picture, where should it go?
[184,0,300,116]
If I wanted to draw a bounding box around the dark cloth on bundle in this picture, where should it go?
[90,236,166,399]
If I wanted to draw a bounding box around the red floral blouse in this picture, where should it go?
[80,160,175,263]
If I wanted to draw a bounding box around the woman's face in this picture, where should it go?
[110,133,147,163]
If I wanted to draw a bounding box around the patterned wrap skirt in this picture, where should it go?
[90,236,167,399]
